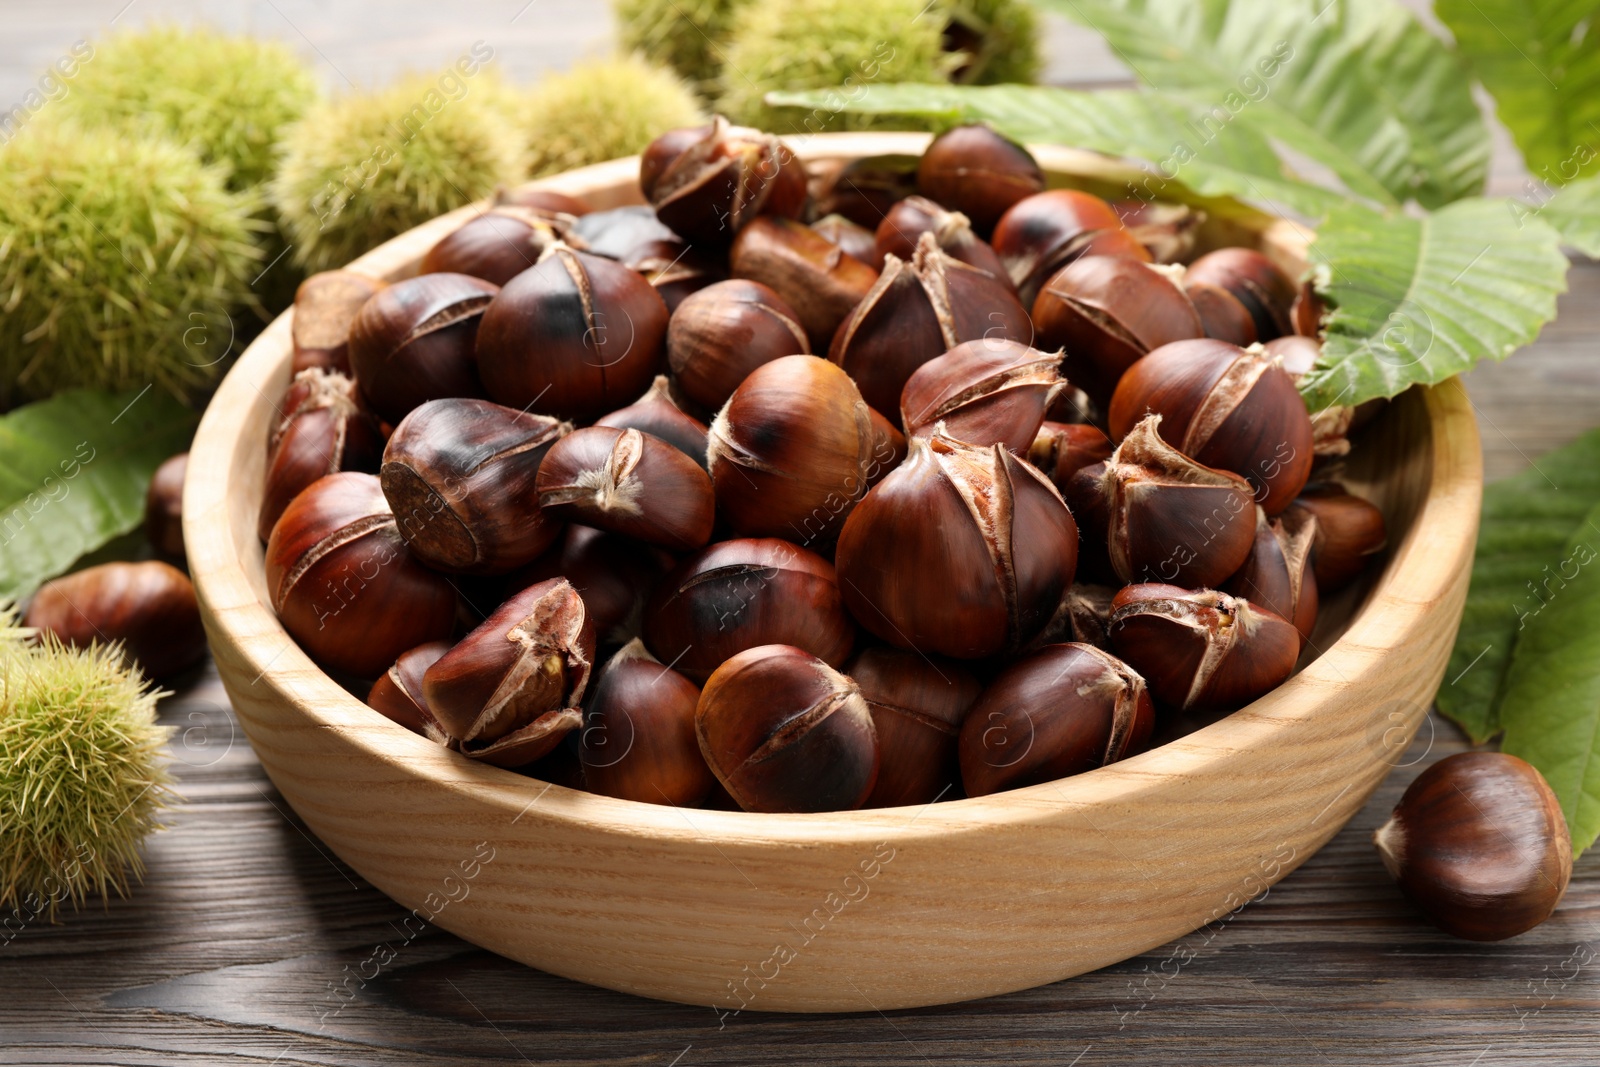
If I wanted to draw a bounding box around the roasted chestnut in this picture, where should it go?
[379,398,568,574]
[873,196,1008,282]
[643,537,856,682]
[580,639,714,806]
[899,338,1063,453]
[1113,201,1203,264]
[291,270,386,374]
[849,647,982,808]
[475,244,669,420]
[1028,421,1112,493]
[1184,280,1258,347]
[420,206,574,286]
[1109,338,1314,515]
[666,279,809,411]
[366,640,452,742]
[265,472,457,678]
[640,118,808,244]
[1223,508,1319,646]
[811,213,879,268]
[1184,248,1298,342]
[916,125,1044,235]
[1283,483,1387,592]
[836,431,1078,659]
[595,375,711,468]
[991,189,1150,306]
[534,425,715,551]
[422,577,594,767]
[695,644,878,813]
[729,216,879,350]
[346,272,496,423]
[814,153,919,228]
[258,368,385,543]
[959,643,1154,797]
[1108,583,1300,712]
[508,525,668,646]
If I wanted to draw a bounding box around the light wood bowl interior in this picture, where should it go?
[184,133,1482,1013]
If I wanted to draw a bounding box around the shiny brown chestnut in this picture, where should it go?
[643,537,856,683]
[366,640,452,742]
[696,644,878,813]
[1374,752,1572,941]
[379,398,568,574]
[640,118,808,244]
[535,426,715,552]
[991,188,1151,307]
[1108,583,1300,712]
[874,196,1009,282]
[144,452,188,562]
[829,232,1031,423]
[666,279,810,411]
[1265,335,1358,458]
[836,431,1078,660]
[1031,256,1203,405]
[422,577,595,767]
[1283,484,1387,592]
[959,643,1155,797]
[258,368,385,543]
[580,638,714,806]
[595,375,710,469]
[1113,201,1204,264]
[849,647,982,808]
[729,216,879,350]
[1109,338,1315,515]
[1184,280,1258,347]
[507,525,668,647]
[291,270,386,374]
[707,355,894,545]
[265,472,457,678]
[24,561,206,680]
[1184,248,1298,342]
[346,272,496,423]
[1028,421,1113,494]
[813,153,920,229]
[475,244,669,421]
[420,206,574,286]
[917,125,1045,235]
[811,213,879,268]
[1223,508,1319,646]
[899,339,1063,453]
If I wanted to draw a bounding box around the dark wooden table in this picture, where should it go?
[5,4,1600,1064]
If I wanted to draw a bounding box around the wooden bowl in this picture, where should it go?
[185,133,1482,1013]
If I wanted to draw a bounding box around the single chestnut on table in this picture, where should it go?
[696,644,879,813]
[291,270,385,374]
[1108,584,1300,712]
[899,338,1063,453]
[475,244,668,421]
[830,232,1031,423]
[258,368,385,544]
[729,216,880,350]
[850,647,982,808]
[595,375,711,469]
[1375,752,1571,941]
[666,279,810,412]
[643,537,856,683]
[535,425,715,552]
[379,397,568,574]
[144,452,188,562]
[580,638,715,807]
[916,124,1045,236]
[423,577,595,768]
[346,272,496,424]
[640,118,808,245]
[24,560,207,681]
[265,472,457,678]
[959,642,1155,797]
[836,430,1078,660]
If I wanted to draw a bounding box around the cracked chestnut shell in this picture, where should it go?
[829,231,1031,424]
[24,561,206,681]
[730,216,879,350]
[1031,256,1203,406]
[696,644,879,813]
[640,118,808,245]
[1222,507,1319,646]
[1028,421,1113,494]
[534,425,715,552]
[873,196,1009,283]
[850,647,982,808]
[475,244,668,420]
[916,125,1044,235]
[959,642,1154,797]
[379,398,568,574]
[580,639,714,807]
[1283,483,1388,592]
[1109,338,1315,515]
[1374,752,1572,942]
[595,375,710,469]
[707,355,895,545]
[291,270,386,374]
[265,472,457,678]
[899,338,1063,453]
[506,525,669,647]
[1068,416,1257,589]
[1185,280,1258,347]
[366,640,452,743]
[259,368,384,544]
[643,537,856,683]
[811,213,879,268]
[422,577,594,768]
[1184,248,1298,342]
[1108,583,1300,712]
[347,272,496,423]
[992,189,1151,307]
[666,279,810,411]
[835,431,1078,660]
[814,153,920,229]
[421,206,575,286]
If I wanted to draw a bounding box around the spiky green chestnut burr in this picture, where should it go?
[946,0,1043,86]
[271,74,526,273]
[0,620,173,919]
[520,55,705,177]
[0,120,262,408]
[613,0,752,97]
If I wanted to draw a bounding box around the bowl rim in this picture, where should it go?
[185,132,1483,850]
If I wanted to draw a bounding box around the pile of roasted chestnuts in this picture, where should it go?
[259,118,1392,816]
